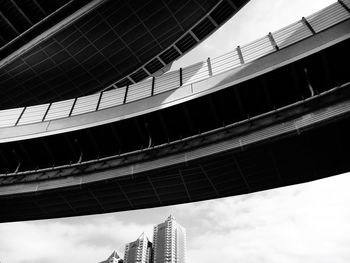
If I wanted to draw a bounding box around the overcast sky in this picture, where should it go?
[1,1,350,263]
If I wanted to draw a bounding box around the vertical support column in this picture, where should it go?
[123,85,129,104]
[69,98,77,117]
[268,32,279,51]
[96,92,103,111]
[237,46,244,64]
[338,0,350,13]
[179,67,183,86]
[42,103,52,122]
[303,67,315,97]
[13,149,21,174]
[151,77,155,96]
[207,57,213,76]
[15,107,26,126]
[302,17,316,35]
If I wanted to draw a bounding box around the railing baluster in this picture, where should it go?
[237,45,244,64]
[69,98,77,117]
[96,92,103,111]
[0,3,346,128]
[42,103,52,122]
[123,85,129,104]
[268,32,279,51]
[15,107,26,126]
[180,67,183,86]
[151,77,155,96]
[338,0,350,13]
[207,57,213,76]
[302,17,316,35]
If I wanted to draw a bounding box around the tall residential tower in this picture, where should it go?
[153,215,186,263]
[124,233,152,263]
[99,251,123,263]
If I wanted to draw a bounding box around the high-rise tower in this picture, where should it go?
[99,251,123,263]
[124,233,152,263]
[153,215,186,263]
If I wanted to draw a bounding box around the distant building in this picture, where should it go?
[124,233,152,263]
[153,215,186,263]
[99,250,123,263]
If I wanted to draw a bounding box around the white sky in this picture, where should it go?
[1,1,349,263]
[172,0,336,69]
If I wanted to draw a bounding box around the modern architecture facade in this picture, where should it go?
[153,215,186,263]
[124,233,152,263]
[0,0,249,109]
[99,251,123,263]
[0,2,350,223]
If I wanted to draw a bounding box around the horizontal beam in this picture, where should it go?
[1,84,350,193]
[0,20,348,143]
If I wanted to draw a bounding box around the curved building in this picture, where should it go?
[0,0,250,109]
[0,1,350,222]
[153,215,186,263]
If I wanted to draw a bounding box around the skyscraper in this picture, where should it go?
[99,251,123,263]
[153,215,186,263]
[124,233,152,263]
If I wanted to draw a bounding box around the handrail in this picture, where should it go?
[2,81,349,178]
[0,1,349,129]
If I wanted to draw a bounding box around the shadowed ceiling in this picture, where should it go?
[0,0,249,109]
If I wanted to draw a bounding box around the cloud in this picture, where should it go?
[1,174,350,263]
[171,0,335,69]
[0,215,154,263]
[172,173,350,263]
[0,3,346,263]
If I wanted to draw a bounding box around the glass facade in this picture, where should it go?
[124,233,152,263]
[153,215,186,263]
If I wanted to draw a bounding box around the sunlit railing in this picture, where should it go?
[3,82,349,178]
[0,1,349,129]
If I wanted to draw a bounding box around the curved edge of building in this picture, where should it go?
[0,18,349,143]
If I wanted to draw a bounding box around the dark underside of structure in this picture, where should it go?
[0,35,349,222]
[0,37,348,174]
[0,108,350,222]
[0,0,249,109]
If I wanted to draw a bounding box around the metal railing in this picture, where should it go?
[0,1,349,129]
[2,81,349,179]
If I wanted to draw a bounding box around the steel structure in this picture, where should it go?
[0,1,349,222]
[0,0,250,109]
